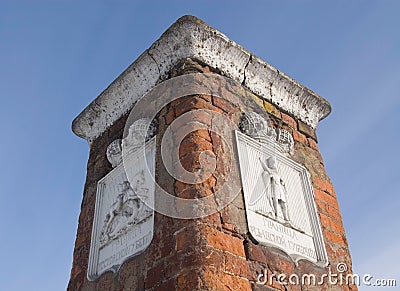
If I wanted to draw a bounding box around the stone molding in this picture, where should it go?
[72,15,331,142]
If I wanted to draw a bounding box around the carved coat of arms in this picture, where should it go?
[236,112,328,266]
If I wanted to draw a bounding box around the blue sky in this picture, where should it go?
[1,1,399,290]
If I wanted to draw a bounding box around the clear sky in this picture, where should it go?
[1,1,399,290]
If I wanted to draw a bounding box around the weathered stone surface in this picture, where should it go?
[72,16,331,143]
[244,56,331,130]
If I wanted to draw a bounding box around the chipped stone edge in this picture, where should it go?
[72,15,331,143]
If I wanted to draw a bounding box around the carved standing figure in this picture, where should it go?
[259,156,290,223]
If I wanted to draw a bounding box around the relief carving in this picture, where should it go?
[235,114,328,266]
[239,111,294,155]
[122,118,157,153]
[106,139,123,168]
[99,171,152,247]
[256,156,290,224]
[88,124,157,280]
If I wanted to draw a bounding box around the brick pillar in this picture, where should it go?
[69,16,356,291]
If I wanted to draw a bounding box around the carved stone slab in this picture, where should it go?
[235,131,328,266]
[87,137,156,280]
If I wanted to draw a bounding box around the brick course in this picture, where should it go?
[68,59,356,290]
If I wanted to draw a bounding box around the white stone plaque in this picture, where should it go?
[235,130,328,266]
[87,137,156,280]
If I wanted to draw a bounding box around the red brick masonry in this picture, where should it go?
[68,59,356,291]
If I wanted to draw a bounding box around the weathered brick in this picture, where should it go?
[143,238,162,268]
[70,56,356,291]
[175,95,221,117]
[222,222,237,232]
[174,175,216,196]
[177,266,250,290]
[295,260,327,286]
[210,131,234,183]
[263,100,281,119]
[220,203,248,234]
[175,225,202,251]
[314,189,339,209]
[224,252,252,278]
[205,227,246,257]
[117,253,146,290]
[251,282,282,291]
[201,267,252,291]
[144,262,165,289]
[313,177,336,196]
[154,277,176,291]
[178,150,216,174]
[170,58,208,76]
[298,120,317,140]
[160,234,175,258]
[308,137,319,150]
[179,135,213,158]
[165,106,176,125]
[174,180,191,194]
[181,106,215,126]
[324,229,347,246]
[202,212,223,227]
[319,212,345,234]
[162,253,180,280]
[293,130,308,144]
[96,272,114,291]
[245,242,267,264]
[185,129,212,142]
[324,243,350,261]
[213,95,240,113]
[177,187,214,199]
[257,268,286,291]
[261,247,295,275]
[81,279,97,291]
[180,245,225,271]
[281,112,297,129]
[315,198,343,222]
[177,270,202,290]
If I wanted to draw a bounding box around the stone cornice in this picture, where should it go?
[72,15,331,142]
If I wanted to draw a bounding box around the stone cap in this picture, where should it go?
[72,15,331,142]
